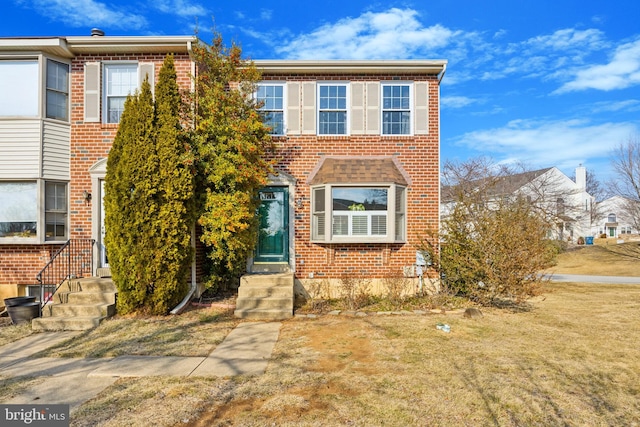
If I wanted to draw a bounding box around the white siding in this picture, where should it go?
[0,119,41,178]
[42,121,70,180]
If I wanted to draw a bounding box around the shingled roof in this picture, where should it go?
[307,156,410,186]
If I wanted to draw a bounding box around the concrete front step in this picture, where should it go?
[43,303,115,318]
[36,277,118,331]
[238,284,293,299]
[32,316,105,331]
[234,273,294,320]
[66,292,117,305]
[235,297,293,311]
[234,308,293,320]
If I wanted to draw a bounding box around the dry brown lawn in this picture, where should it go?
[1,245,640,426]
[549,240,640,276]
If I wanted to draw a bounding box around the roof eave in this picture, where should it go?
[254,59,448,75]
[65,36,197,55]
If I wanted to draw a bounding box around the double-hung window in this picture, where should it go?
[46,60,69,121]
[45,182,67,241]
[382,83,411,135]
[312,184,406,243]
[318,83,348,135]
[104,64,138,123]
[257,84,284,135]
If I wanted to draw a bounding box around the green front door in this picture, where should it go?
[256,187,289,263]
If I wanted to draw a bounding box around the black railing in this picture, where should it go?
[36,239,95,306]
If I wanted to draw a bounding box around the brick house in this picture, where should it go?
[0,33,446,313]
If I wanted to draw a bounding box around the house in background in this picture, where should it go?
[592,195,639,238]
[0,33,447,319]
[441,165,594,241]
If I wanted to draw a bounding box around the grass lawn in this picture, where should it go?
[1,244,639,426]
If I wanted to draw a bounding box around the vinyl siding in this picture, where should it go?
[42,121,70,180]
[0,119,41,178]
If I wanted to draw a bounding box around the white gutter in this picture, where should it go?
[170,226,198,315]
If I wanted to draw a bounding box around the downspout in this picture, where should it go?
[171,40,198,315]
[170,225,198,315]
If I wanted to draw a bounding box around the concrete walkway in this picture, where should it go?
[0,322,281,409]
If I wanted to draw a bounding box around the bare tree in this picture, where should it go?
[611,136,640,200]
[424,158,566,307]
[610,135,640,231]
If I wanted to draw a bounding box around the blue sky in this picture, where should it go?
[3,0,640,181]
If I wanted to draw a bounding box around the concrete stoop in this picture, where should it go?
[234,273,294,320]
[32,277,117,331]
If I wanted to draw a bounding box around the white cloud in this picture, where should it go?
[588,99,640,113]
[453,119,638,168]
[154,0,207,18]
[17,0,147,30]
[556,38,640,92]
[442,95,477,109]
[274,8,460,59]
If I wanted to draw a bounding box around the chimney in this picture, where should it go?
[575,164,586,190]
[91,28,105,37]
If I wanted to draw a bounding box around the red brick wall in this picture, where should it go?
[0,245,63,286]
[263,73,440,280]
[69,53,194,239]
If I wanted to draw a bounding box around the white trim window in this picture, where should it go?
[0,60,39,117]
[46,59,69,121]
[382,83,412,135]
[0,182,37,238]
[311,184,406,243]
[45,182,67,241]
[257,84,285,135]
[104,63,138,123]
[318,83,348,135]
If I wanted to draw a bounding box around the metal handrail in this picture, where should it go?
[36,238,95,306]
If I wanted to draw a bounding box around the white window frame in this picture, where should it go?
[103,62,139,124]
[317,82,349,135]
[0,59,39,117]
[311,184,406,244]
[381,82,413,135]
[45,59,69,121]
[0,180,68,244]
[256,83,286,135]
[44,181,68,241]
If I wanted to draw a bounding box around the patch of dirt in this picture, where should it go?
[181,320,377,427]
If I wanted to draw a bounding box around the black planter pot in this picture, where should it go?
[3,296,37,307]
[6,302,41,325]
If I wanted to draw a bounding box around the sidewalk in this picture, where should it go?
[0,322,281,409]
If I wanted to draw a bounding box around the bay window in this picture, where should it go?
[312,184,406,243]
[0,182,37,238]
[46,59,69,121]
[0,181,68,241]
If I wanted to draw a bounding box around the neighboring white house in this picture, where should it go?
[441,165,594,241]
[591,196,639,238]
